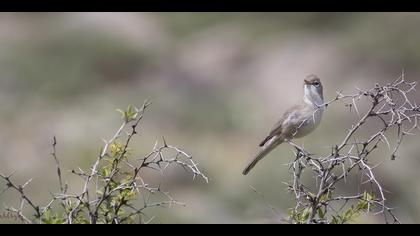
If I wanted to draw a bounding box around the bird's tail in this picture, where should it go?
[242,137,283,175]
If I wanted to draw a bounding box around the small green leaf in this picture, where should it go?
[331,216,340,224]
[301,207,312,222]
[344,208,353,219]
[116,105,139,122]
[319,191,333,202]
[308,192,316,199]
[317,208,325,219]
[287,208,295,217]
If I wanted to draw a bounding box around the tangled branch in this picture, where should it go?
[0,101,208,224]
[285,73,419,224]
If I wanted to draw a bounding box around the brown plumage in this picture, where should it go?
[258,104,303,147]
[243,75,324,175]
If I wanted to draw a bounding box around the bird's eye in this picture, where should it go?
[313,82,320,86]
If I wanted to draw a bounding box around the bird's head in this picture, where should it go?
[303,75,324,106]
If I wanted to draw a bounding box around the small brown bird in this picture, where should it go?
[243,75,325,175]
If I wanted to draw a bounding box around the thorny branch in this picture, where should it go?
[51,136,66,194]
[285,73,419,224]
[0,101,208,224]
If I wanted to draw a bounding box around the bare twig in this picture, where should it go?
[285,74,418,224]
[0,101,208,224]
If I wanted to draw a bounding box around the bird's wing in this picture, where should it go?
[259,104,302,147]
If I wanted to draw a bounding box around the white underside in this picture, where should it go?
[286,86,324,139]
[293,108,323,138]
[264,84,324,146]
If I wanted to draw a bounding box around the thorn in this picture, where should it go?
[391,154,397,161]
[143,100,152,109]
[162,136,168,147]
[22,178,34,189]
[52,136,57,146]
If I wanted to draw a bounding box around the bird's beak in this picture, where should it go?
[304,79,311,85]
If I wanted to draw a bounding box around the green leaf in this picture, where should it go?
[308,192,316,199]
[317,208,325,220]
[301,207,312,222]
[41,209,66,224]
[287,208,294,217]
[116,105,139,122]
[331,216,340,224]
[319,191,333,202]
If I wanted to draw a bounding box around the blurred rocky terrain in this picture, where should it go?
[0,12,420,223]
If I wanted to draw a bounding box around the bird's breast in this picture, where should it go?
[290,107,323,139]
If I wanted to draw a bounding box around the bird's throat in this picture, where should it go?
[303,87,324,108]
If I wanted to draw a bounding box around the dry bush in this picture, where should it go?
[0,101,208,224]
[283,73,419,224]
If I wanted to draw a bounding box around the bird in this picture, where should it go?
[242,75,325,175]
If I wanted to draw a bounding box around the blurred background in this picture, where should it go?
[0,12,420,223]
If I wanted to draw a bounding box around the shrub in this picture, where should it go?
[0,101,208,224]
[284,74,419,224]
